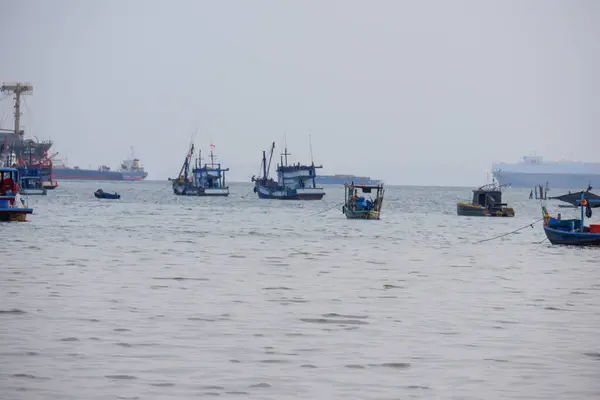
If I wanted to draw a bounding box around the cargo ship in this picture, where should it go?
[314,174,380,185]
[492,155,600,189]
[51,156,148,181]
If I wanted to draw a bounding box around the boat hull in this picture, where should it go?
[94,193,120,199]
[343,209,381,220]
[456,202,515,217]
[256,188,325,200]
[255,185,325,200]
[0,208,33,222]
[173,185,229,196]
[21,188,47,196]
[53,168,147,181]
[543,226,600,246]
[174,191,230,197]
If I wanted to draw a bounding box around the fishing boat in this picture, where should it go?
[170,143,230,196]
[457,181,515,217]
[251,141,325,200]
[94,189,120,199]
[542,194,600,246]
[342,182,385,219]
[0,167,33,222]
[20,176,47,195]
[548,184,600,208]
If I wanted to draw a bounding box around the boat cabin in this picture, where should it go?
[0,168,19,196]
[276,162,321,191]
[343,182,385,219]
[471,185,506,208]
[193,153,229,190]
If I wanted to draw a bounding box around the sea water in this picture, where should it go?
[1,181,599,399]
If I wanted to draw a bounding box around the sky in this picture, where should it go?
[0,0,598,185]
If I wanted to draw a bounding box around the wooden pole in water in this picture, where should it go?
[580,192,585,231]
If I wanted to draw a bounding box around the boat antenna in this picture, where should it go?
[209,143,216,167]
[309,133,314,166]
[281,133,290,166]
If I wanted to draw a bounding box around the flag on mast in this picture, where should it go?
[210,144,215,148]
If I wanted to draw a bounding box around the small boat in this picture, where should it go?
[548,185,600,208]
[457,181,515,217]
[0,167,33,222]
[170,143,230,196]
[20,176,47,195]
[542,195,600,246]
[41,180,58,190]
[342,182,385,219]
[252,141,325,200]
[94,189,120,199]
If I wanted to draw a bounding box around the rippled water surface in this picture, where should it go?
[1,181,599,399]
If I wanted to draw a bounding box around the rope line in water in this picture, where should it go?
[475,217,544,244]
[307,201,345,218]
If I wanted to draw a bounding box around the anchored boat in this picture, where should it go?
[94,189,120,199]
[457,182,515,217]
[251,141,325,200]
[342,182,385,219]
[0,168,33,222]
[542,194,600,246]
[548,184,600,209]
[171,143,229,196]
[20,176,47,195]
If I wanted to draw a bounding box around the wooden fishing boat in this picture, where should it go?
[342,182,384,219]
[94,189,120,199]
[0,167,33,222]
[457,182,515,217]
[542,195,600,246]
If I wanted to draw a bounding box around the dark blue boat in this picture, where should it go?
[251,141,325,200]
[0,168,34,222]
[542,194,600,246]
[94,189,120,199]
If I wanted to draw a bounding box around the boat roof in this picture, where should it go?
[473,183,504,193]
[0,167,18,173]
[344,183,383,189]
[278,164,322,172]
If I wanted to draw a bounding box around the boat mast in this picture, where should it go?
[309,134,316,188]
[266,142,275,179]
[309,134,314,166]
[580,192,585,231]
[282,134,290,166]
[0,82,32,139]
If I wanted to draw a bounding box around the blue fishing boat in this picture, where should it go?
[251,141,325,200]
[457,182,515,217]
[94,189,120,199]
[20,176,47,195]
[170,143,230,196]
[0,167,33,222]
[542,194,600,246]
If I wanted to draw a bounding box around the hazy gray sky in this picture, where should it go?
[1,0,598,185]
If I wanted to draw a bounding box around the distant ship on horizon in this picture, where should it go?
[492,155,600,189]
[51,148,148,181]
[314,174,380,185]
